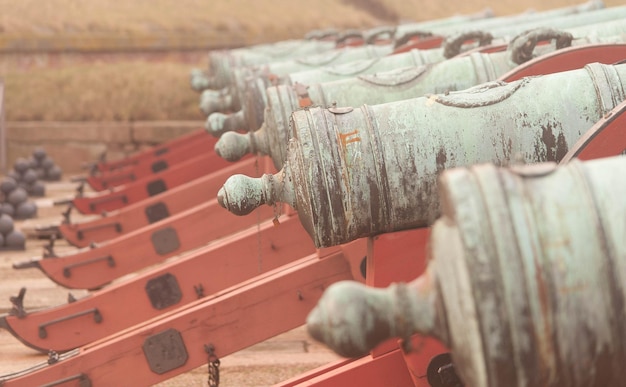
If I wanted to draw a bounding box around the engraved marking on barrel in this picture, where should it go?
[339,129,362,169]
[142,328,188,374]
[151,227,180,255]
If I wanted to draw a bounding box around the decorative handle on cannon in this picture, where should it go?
[443,30,493,58]
[508,28,573,65]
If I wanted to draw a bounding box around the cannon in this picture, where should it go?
[218,62,626,247]
[213,32,626,166]
[307,154,626,387]
[200,3,622,117]
[198,0,602,93]
[192,6,503,92]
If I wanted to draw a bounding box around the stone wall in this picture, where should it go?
[5,121,203,175]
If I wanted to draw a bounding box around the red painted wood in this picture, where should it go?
[0,251,360,386]
[87,135,219,191]
[72,151,234,215]
[392,36,445,54]
[278,349,415,387]
[499,43,626,82]
[2,215,316,352]
[94,129,210,172]
[60,158,260,247]
[24,198,276,289]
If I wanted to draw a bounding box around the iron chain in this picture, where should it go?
[205,344,220,387]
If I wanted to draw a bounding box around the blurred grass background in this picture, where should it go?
[0,0,620,122]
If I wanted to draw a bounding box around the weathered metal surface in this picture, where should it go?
[412,0,604,38]
[209,17,626,137]
[143,328,188,374]
[203,44,397,116]
[218,39,626,167]
[198,1,605,94]
[196,9,499,93]
[206,47,441,135]
[207,8,626,131]
[206,110,245,137]
[218,63,626,248]
[204,39,338,90]
[307,155,626,387]
[199,87,240,115]
[561,98,626,162]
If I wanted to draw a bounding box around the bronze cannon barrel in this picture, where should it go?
[214,27,626,165]
[201,4,626,117]
[218,62,626,247]
[193,7,500,92]
[208,14,626,134]
[196,0,602,92]
[194,39,337,91]
[307,155,626,387]
[199,44,396,115]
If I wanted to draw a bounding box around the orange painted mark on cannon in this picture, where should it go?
[339,130,361,146]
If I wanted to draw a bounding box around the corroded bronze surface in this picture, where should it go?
[308,155,626,387]
[218,63,626,248]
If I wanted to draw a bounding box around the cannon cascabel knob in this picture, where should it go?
[206,110,246,137]
[307,276,440,358]
[199,89,235,116]
[217,167,295,216]
[214,125,270,161]
[214,132,251,162]
[190,68,212,91]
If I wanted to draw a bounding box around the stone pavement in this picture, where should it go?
[0,180,342,386]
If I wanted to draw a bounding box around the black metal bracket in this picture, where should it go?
[63,255,115,278]
[39,308,102,339]
[43,235,57,258]
[9,287,27,318]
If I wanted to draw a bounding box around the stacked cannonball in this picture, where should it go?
[1,157,40,219]
[0,213,26,250]
[30,148,63,182]
[7,157,46,197]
